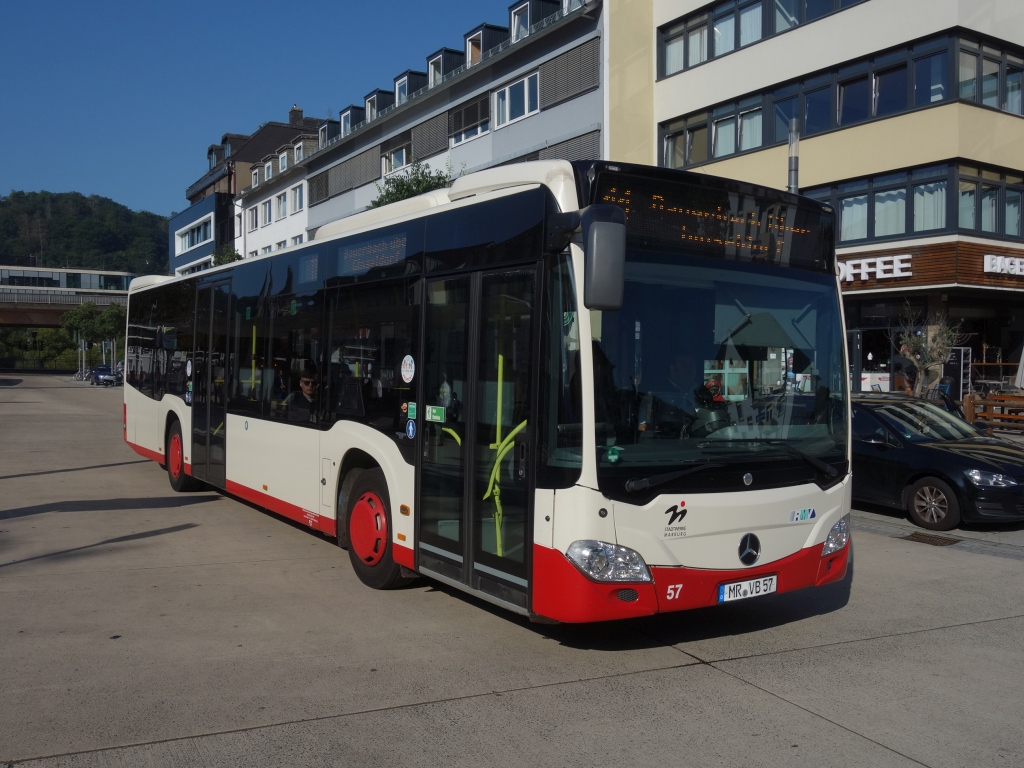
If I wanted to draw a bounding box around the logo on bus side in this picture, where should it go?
[788,508,816,523]
[663,501,687,539]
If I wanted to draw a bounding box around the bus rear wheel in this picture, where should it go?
[167,421,202,492]
[346,469,408,590]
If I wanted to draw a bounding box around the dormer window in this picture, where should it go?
[209,153,217,171]
[319,124,328,148]
[429,56,443,87]
[366,95,378,120]
[264,162,272,180]
[563,0,584,11]
[279,152,288,172]
[511,4,529,42]
[294,143,303,162]
[467,32,482,66]
[252,169,259,187]
[341,112,351,136]
[396,77,408,105]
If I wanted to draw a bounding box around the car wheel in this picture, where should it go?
[167,421,202,492]
[346,468,410,590]
[906,477,961,531]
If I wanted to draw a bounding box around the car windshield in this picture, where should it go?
[868,398,983,442]
[590,248,847,496]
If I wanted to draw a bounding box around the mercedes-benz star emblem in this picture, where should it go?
[738,533,761,566]
[743,472,753,486]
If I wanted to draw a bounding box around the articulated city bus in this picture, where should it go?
[124,160,851,623]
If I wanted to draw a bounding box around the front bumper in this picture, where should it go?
[965,486,1024,521]
[531,540,849,623]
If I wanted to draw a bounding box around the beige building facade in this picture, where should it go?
[607,0,1024,392]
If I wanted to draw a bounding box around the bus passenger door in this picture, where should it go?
[417,269,537,612]
[192,280,231,488]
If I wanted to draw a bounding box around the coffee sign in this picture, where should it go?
[837,255,912,282]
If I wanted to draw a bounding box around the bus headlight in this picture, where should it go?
[566,540,652,582]
[821,514,850,556]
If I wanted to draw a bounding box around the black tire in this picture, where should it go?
[167,421,203,492]
[346,468,409,590]
[906,477,961,531]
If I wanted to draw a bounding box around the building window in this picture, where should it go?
[319,125,328,148]
[276,240,287,251]
[264,162,272,181]
[467,32,483,66]
[382,146,410,175]
[661,35,967,169]
[451,120,490,145]
[396,77,408,105]
[292,235,304,246]
[366,95,378,121]
[279,152,288,172]
[660,1,865,77]
[247,208,259,232]
[957,39,1024,117]
[234,213,242,239]
[341,112,351,136]
[495,72,539,127]
[261,246,272,254]
[248,250,258,259]
[177,218,212,253]
[261,201,272,227]
[277,193,288,220]
[292,185,304,213]
[294,143,303,162]
[429,55,443,87]
[511,4,529,42]
[252,170,259,187]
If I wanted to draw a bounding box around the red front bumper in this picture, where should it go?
[531,540,849,623]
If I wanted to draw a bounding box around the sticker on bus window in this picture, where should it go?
[186,360,192,377]
[406,420,416,439]
[401,355,415,383]
[407,402,417,419]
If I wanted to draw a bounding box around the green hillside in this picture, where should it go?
[0,191,167,274]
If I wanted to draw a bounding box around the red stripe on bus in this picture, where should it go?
[393,542,414,569]
[225,480,337,536]
[531,539,850,623]
[127,440,163,465]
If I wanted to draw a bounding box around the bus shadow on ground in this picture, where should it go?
[0,378,23,386]
[420,544,854,652]
[0,523,200,570]
[0,495,220,521]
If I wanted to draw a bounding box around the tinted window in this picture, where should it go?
[264,291,324,427]
[852,405,886,441]
[804,87,831,134]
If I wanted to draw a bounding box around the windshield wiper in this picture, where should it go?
[624,462,725,493]
[706,439,838,478]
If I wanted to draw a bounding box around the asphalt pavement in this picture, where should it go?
[1,374,1022,767]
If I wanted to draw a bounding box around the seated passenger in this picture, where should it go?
[285,364,319,423]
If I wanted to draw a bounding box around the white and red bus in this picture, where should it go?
[125,160,851,622]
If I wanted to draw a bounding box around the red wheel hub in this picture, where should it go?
[350,492,388,566]
[169,433,183,479]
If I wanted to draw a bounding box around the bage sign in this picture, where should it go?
[984,255,1024,276]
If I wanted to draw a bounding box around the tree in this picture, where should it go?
[60,302,101,344]
[368,160,455,209]
[891,302,969,396]
[213,245,243,266]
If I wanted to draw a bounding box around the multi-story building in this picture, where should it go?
[234,131,319,259]
[169,107,321,275]
[299,0,600,236]
[608,0,1024,392]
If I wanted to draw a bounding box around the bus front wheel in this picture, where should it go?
[346,469,408,590]
[167,421,202,492]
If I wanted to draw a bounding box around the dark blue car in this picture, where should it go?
[852,394,1024,530]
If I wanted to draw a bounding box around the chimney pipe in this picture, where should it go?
[289,105,303,125]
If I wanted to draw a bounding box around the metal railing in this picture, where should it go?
[0,292,127,307]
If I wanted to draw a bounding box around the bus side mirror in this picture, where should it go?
[581,204,626,311]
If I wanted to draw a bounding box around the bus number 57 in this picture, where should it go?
[665,584,683,600]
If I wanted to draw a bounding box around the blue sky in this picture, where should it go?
[1,0,514,217]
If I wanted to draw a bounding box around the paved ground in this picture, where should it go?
[1,374,1023,767]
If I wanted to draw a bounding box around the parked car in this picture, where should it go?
[87,365,112,385]
[96,367,122,386]
[852,393,1024,530]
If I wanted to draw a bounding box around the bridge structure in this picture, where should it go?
[0,266,135,328]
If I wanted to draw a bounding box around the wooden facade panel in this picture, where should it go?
[838,241,1024,293]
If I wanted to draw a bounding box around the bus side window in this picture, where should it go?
[265,291,322,426]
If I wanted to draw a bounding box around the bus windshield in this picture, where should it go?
[591,248,847,498]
